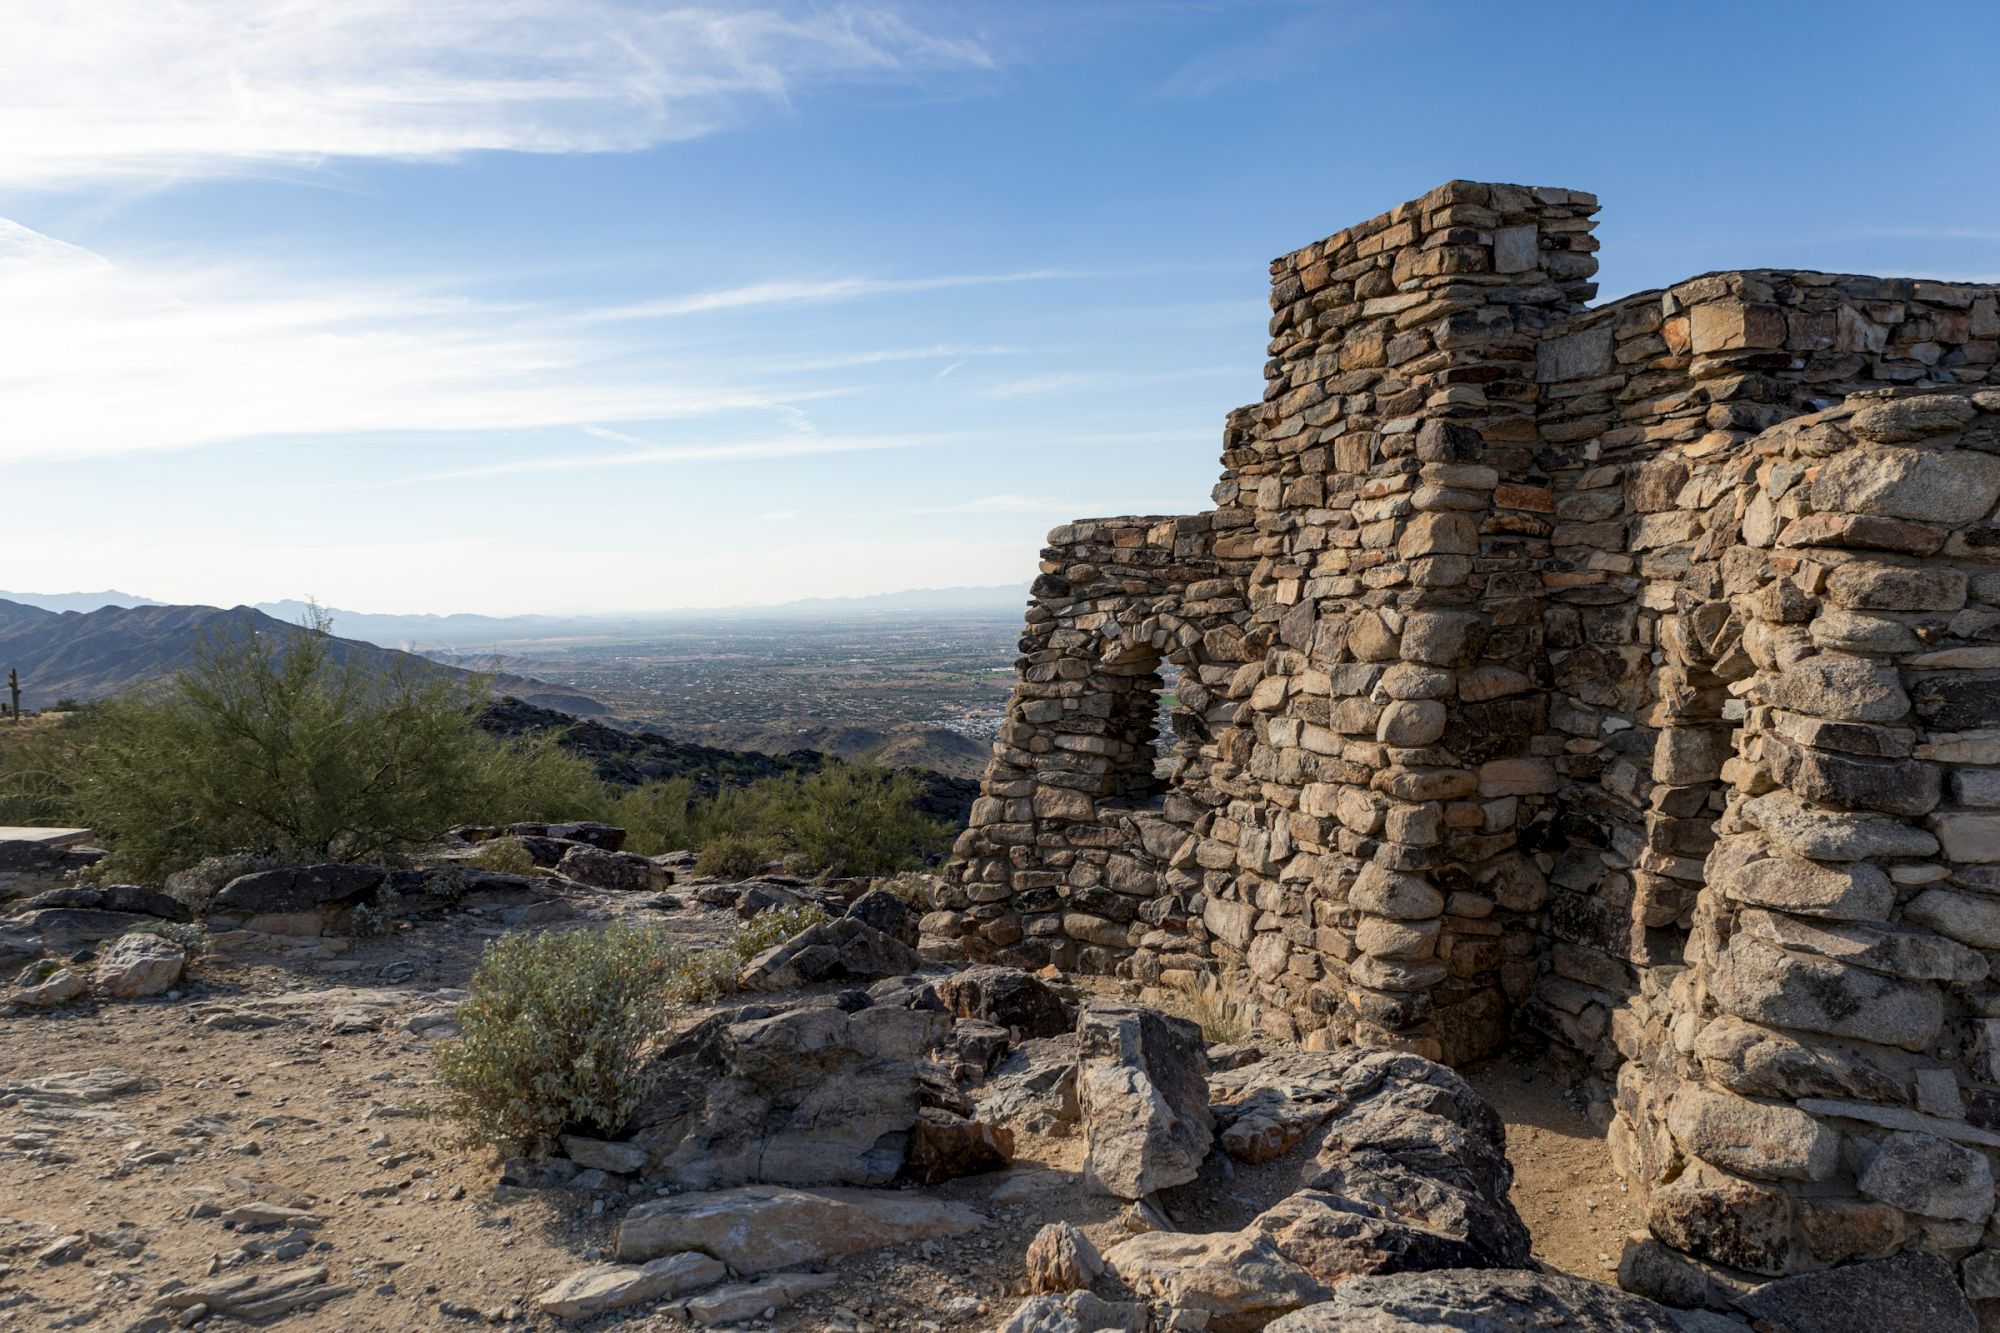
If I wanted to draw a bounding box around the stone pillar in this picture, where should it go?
[1622,388,2000,1309]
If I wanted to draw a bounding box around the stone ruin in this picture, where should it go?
[937,180,2000,1309]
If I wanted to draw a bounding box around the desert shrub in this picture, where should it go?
[127,919,211,957]
[1175,971,1249,1045]
[693,831,775,879]
[872,871,938,910]
[434,923,686,1154]
[465,836,536,876]
[0,607,619,884]
[668,902,828,1001]
[764,764,953,877]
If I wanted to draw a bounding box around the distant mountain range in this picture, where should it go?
[0,585,1031,650]
[0,598,606,715]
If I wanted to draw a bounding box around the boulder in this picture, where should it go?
[536,1252,724,1321]
[11,964,86,1007]
[545,821,626,851]
[92,932,186,999]
[561,1135,648,1175]
[998,1293,1146,1333]
[682,1271,836,1326]
[1265,1268,1685,1332]
[9,907,159,953]
[1731,1251,1975,1333]
[930,965,1072,1038]
[1102,1228,1332,1331]
[626,992,949,1189]
[904,1108,1014,1185]
[18,883,189,921]
[210,863,385,918]
[846,887,918,944]
[973,1034,1081,1134]
[555,845,670,893]
[736,916,922,991]
[1025,1221,1103,1295]
[1076,1001,1212,1199]
[616,1185,984,1272]
[736,880,814,917]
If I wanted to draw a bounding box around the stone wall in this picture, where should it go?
[937,179,2000,1310]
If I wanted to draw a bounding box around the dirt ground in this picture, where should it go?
[0,880,1638,1332]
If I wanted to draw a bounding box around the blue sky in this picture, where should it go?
[2,0,1995,614]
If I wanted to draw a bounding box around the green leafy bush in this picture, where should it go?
[767,763,951,876]
[435,923,686,1155]
[465,836,537,876]
[0,608,609,883]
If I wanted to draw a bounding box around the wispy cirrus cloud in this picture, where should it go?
[0,218,1100,463]
[0,1,993,189]
[587,272,1073,322]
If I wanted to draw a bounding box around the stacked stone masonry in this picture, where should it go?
[936,179,2000,1314]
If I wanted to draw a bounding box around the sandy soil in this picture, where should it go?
[0,881,1638,1332]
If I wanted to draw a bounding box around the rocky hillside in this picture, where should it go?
[479,697,980,825]
[0,599,605,716]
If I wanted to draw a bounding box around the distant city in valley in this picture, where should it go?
[0,585,1029,777]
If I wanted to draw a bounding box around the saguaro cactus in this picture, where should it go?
[7,667,18,722]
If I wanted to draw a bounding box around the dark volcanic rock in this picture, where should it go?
[846,887,918,944]
[1265,1268,1685,1331]
[929,965,1072,1039]
[626,992,949,1189]
[211,864,386,914]
[1732,1252,1975,1333]
[903,1108,1014,1184]
[737,918,922,991]
[18,883,189,922]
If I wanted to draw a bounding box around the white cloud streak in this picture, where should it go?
[0,1,992,189]
[0,218,1078,463]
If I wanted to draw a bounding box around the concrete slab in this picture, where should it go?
[0,827,95,847]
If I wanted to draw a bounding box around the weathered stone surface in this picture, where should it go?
[682,1271,836,1326]
[562,1135,649,1175]
[1025,1221,1103,1295]
[736,917,921,991]
[973,1034,1080,1134]
[211,863,385,914]
[1077,1002,1212,1198]
[904,1108,1013,1184]
[1694,1015,1907,1103]
[18,883,189,921]
[1813,444,2000,525]
[627,993,947,1189]
[11,964,86,1007]
[1736,909,1987,983]
[1666,1086,1837,1182]
[1716,854,1893,920]
[555,845,670,893]
[537,1252,725,1320]
[1103,1227,1332,1332]
[92,932,186,998]
[1708,935,1942,1051]
[1265,1269,1684,1332]
[1741,791,1940,860]
[1764,654,1910,723]
[616,1185,984,1271]
[999,1292,1147,1333]
[1350,863,1445,921]
[845,887,918,944]
[154,1264,352,1319]
[1856,1131,1995,1221]
[929,965,1070,1038]
[1906,888,2000,950]
[1647,1164,1794,1275]
[1733,1252,1976,1333]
